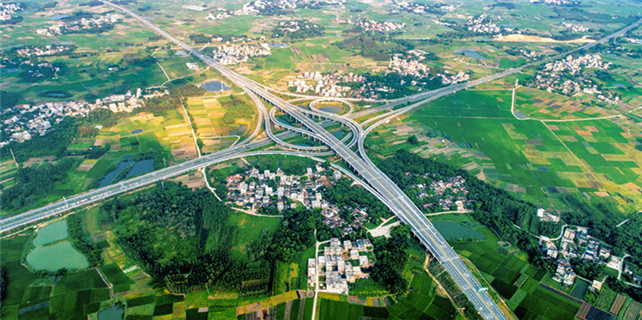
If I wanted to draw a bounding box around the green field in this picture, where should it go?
[369,88,642,211]
[316,271,457,320]
[430,213,580,320]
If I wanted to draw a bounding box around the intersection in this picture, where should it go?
[2,2,640,318]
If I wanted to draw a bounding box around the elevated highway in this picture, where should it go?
[98,3,508,318]
[4,2,640,318]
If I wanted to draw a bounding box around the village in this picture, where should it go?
[388,53,430,77]
[308,238,375,294]
[466,14,502,34]
[351,18,405,32]
[406,174,471,212]
[562,22,589,32]
[207,0,346,18]
[531,54,620,104]
[225,164,371,235]
[535,211,641,293]
[14,45,72,58]
[0,88,168,147]
[530,0,580,5]
[212,43,271,65]
[35,14,120,37]
[394,1,456,15]
[0,2,22,21]
[287,71,364,97]
[272,20,323,38]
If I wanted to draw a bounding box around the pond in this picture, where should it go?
[175,50,188,56]
[433,221,486,241]
[233,124,247,135]
[513,111,529,119]
[40,91,71,98]
[200,80,231,92]
[33,221,68,247]
[269,42,288,48]
[26,241,89,271]
[98,159,155,188]
[131,129,143,134]
[453,49,487,60]
[50,14,69,20]
[98,304,125,320]
[319,105,343,114]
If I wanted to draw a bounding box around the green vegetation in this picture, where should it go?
[101,182,248,293]
[334,31,414,61]
[1,157,79,212]
[323,177,391,225]
[272,20,325,40]
[371,225,412,294]
[379,149,557,270]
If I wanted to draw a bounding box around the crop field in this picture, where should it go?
[245,38,379,90]
[0,160,18,190]
[570,279,589,300]
[0,231,115,320]
[315,270,456,320]
[75,111,182,188]
[514,87,615,120]
[621,300,642,320]
[2,41,168,105]
[370,88,642,210]
[184,94,256,154]
[430,213,580,320]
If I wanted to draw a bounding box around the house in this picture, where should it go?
[359,255,370,268]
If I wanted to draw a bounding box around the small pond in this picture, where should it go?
[269,43,289,48]
[233,124,247,135]
[26,241,89,271]
[33,221,68,247]
[40,91,71,98]
[513,111,529,119]
[175,50,188,56]
[131,129,143,134]
[98,159,154,188]
[433,221,486,241]
[453,49,487,60]
[50,14,69,20]
[200,80,231,92]
[98,304,125,320]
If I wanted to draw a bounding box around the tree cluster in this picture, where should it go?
[322,177,389,224]
[361,72,444,99]
[101,182,269,294]
[0,157,77,211]
[67,215,103,266]
[266,207,319,262]
[334,32,415,61]
[272,20,325,40]
[0,268,7,305]
[371,225,411,294]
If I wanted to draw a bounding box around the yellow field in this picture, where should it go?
[185,95,253,154]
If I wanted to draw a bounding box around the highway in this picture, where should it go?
[3,2,640,317]
[93,3,507,318]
